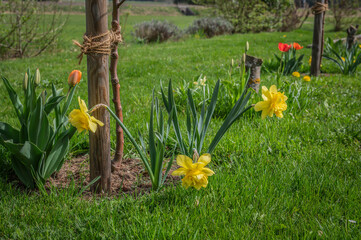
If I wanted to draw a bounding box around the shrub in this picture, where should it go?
[133,20,182,43]
[330,0,359,32]
[194,0,291,33]
[186,17,234,38]
[279,5,309,32]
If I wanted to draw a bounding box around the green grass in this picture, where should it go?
[1,14,361,239]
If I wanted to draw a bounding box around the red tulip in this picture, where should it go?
[292,42,303,50]
[278,43,291,52]
[68,70,82,87]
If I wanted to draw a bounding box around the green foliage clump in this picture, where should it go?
[186,17,234,38]
[133,20,182,43]
[264,44,304,76]
[0,69,77,188]
[194,0,291,33]
[323,38,361,75]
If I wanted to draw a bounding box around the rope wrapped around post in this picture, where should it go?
[73,29,122,64]
[311,2,328,15]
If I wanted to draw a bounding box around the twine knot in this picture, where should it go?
[73,29,122,65]
[311,2,328,15]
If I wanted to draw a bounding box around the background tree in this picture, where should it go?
[0,0,65,59]
[330,0,360,32]
[193,0,306,33]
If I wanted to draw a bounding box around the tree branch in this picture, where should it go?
[117,0,126,9]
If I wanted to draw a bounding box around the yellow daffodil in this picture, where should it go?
[359,44,361,49]
[283,35,286,38]
[292,72,300,78]
[69,97,104,133]
[303,75,311,82]
[172,154,215,190]
[254,85,288,119]
[341,57,345,62]
[308,56,312,66]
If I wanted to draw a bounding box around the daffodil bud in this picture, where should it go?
[192,149,199,162]
[68,70,82,87]
[23,72,28,91]
[231,58,234,67]
[35,68,41,85]
[245,41,249,52]
[242,53,246,63]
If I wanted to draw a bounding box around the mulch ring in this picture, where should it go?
[47,154,180,198]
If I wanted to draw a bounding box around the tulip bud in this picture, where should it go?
[23,72,28,91]
[245,41,249,52]
[35,68,41,85]
[68,70,82,87]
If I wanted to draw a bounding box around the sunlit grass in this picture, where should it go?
[0,14,360,239]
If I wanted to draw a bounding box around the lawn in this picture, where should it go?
[0,12,361,239]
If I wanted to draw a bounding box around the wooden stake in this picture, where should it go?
[86,0,111,193]
[346,25,359,49]
[110,0,125,167]
[245,55,263,93]
[310,0,327,76]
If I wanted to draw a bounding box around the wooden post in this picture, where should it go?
[346,25,359,49]
[86,0,111,193]
[245,55,263,93]
[310,0,327,76]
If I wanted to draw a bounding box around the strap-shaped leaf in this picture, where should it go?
[186,107,192,146]
[0,121,20,143]
[208,90,252,154]
[62,84,77,116]
[199,80,220,152]
[153,139,165,190]
[165,81,186,155]
[138,130,147,155]
[11,156,35,188]
[322,55,343,71]
[149,91,156,172]
[44,95,65,115]
[28,97,51,150]
[40,127,76,179]
[1,77,24,124]
[161,143,177,187]
[160,86,170,113]
[55,127,76,171]
[0,139,44,188]
[105,105,154,182]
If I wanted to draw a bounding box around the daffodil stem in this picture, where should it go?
[90,104,155,182]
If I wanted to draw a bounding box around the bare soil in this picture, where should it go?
[47,154,179,198]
